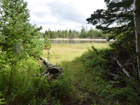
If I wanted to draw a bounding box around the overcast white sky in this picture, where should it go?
[26,0,105,32]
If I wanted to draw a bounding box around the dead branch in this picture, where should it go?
[108,73,121,79]
[113,57,130,78]
[40,57,55,67]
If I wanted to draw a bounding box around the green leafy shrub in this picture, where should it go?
[81,46,107,69]
[97,78,140,104]
[81,46,140,104]
[0,56,41,104]
[49,75,74,100]
[0,53,75,105]
[0,93,5,105]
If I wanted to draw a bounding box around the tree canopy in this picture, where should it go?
[87,0,134,39]
[87,0,136,67]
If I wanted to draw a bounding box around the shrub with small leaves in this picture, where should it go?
[0,93,5,105]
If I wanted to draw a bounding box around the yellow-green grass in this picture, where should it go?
[59,58,107,104]
[43,43,111,104]
[43,43,109,65]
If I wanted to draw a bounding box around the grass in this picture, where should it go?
[43,43,130,104]
[43,43,109,65]
[43,43,110,104]
[59,58,105,104]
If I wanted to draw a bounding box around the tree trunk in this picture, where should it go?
[134,0,140,75]
[40,57,63,79]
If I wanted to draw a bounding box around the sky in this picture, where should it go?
[26,0,105,32]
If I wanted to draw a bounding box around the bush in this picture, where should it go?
[81,46,107,72]
[81,45,140,104]
[50,76,74,100]
[0,56,41,104]
[0,54,75,105]
[0,93,5,105]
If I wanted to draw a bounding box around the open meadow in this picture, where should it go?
[43,43,111,104]
[43,43,109,65]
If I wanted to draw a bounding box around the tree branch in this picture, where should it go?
[113,57,130,77]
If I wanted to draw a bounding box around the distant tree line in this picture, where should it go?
[44,26,106,39]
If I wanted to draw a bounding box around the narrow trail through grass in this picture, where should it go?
[58,58,105,104]
[43,43,110,104]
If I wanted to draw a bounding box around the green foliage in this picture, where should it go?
[0,93,5,105]
[0,55,75,104]
[97,78,140,104]
[29,72,74,105]
[44,26,105,39]
[86,1,140,104]
[80,26,87,38]
[0,0,43,103]
[0,57,40,103]
[81,46,107,69]
[49,75,74,100]
[87,0,134,40]
[44,37,51,50]
[87,0,135,67]
[0,0,76,104]
[81,46,140,104]
[44,36,51,60]
[0,0,43,58]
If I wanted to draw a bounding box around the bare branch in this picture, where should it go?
[113,57,130,77]
[40,57,55,67]
[108,73,121,79]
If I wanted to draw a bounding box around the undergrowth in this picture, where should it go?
[0,55,74,105]
[1,43,140,105]
[80,46,140,105]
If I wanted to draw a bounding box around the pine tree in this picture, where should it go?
[87,0,140,97]
[80,26,87,38]
[87,28,94,38]
[87,0,134,39]
[0,0,43,94]
[0,0,42,58]
[87,0,140,83]
[87,0,135,72]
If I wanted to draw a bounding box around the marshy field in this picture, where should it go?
[42,42,138,105]
[43,43,109,64]
[42,43,113,104]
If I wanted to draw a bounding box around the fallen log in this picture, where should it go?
[40,57,63,79]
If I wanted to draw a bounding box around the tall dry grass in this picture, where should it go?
[43,43,109,64]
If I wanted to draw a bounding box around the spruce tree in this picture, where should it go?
[0,0,42,58]
[87,0,140,96]
[87,0,140,89]
[80,26,87,38]
[0,0,43,94]
[87,0,136,74]
[87,0,134,39]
